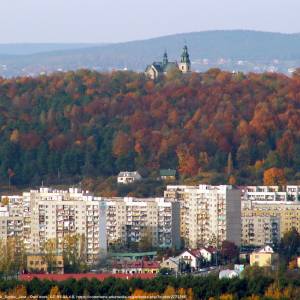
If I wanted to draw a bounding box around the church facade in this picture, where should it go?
[145,45,191,80]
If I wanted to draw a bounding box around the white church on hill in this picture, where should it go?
[145,45,191,79]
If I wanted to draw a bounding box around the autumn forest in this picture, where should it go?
[0,69,300,190]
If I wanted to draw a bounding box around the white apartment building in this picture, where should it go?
[242,199,300,243]
[242,214,280,247]
[97,197,180,249]
[164,185,241,248]
[21,187,106,264]
[1,188,181,264]
[242,185,300,203]
[0,196,24,253]
[241,185,300,247]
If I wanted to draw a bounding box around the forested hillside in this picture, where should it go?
[0,69,300,188]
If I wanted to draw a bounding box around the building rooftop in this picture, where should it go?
[160,169,176,177]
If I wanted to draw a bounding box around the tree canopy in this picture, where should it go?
[0,69,299,188]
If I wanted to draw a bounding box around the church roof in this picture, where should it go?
[147,61,177,74]
[164,62,178,72]
[152,62,164,73]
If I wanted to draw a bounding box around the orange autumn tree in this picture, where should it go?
[176,145,200,177]
[8,285,27,299]
[128,289,159,300]
[113,131,133,157]
[47,286,66,300]
[219,294,237,300]
[228,175,236,185]
[263,167,286,186]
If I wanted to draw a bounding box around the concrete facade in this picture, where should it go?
[98,197,181,249]
[165,185,241,248]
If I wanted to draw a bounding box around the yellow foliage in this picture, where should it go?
[1,196,9,206]
[176,288,194,300]
[163,286,176,296]
[129,289,159,300]
[282,285,293,299]
[247,296,261,300]
[186,288,194,300]
[254,160,264,172]
[10,129,20,143]
[288,259,297,270]
[8,285,27,297]
[264,283,282,299]
[263,167,286,186]
[47,286,62,300]
[178,287,186,296]
[219,294,235,300]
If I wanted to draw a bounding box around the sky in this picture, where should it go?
[1,0,300,43]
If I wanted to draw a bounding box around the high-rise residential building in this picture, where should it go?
[164,185,241,248]
[0,196,24,253]
[242,214,280,246]
[242,200,300,240]
[97,197,180,249]
[241,185,300,246]
[21,187,106,264]
[1,188,181,264]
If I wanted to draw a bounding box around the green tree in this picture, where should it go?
[279,228,300,260]
[42,238,58,274]
[63,234,87,273]
[138,227,153,251]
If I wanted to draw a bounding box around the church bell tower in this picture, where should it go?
[179,45,191,73]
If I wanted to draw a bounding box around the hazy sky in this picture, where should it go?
[1,0,300,43]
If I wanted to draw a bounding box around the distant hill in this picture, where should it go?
[1,30,300,76]
[0,43,101,55]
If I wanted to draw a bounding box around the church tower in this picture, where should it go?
[162,51,168,66]
[179,45,191,73]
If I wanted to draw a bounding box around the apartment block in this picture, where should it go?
[242,185,300,203]
[243,200,300,239]
[22,187,106,264]
[0,196,24,252]
[242,214,280,246]
[164,185,241,248]
[98,197,180,249]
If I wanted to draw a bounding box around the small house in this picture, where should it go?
[250,245,278,267]
[160,169,176,181]
[160,257,180,273]
[117,171,142,184]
